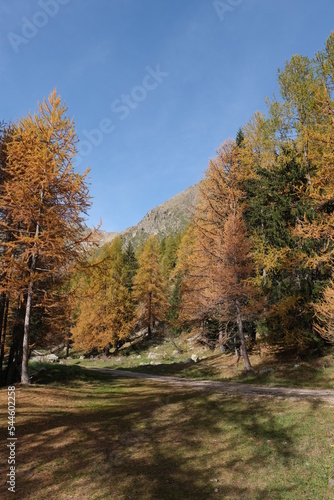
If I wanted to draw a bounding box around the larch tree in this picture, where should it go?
[191,140,262,370]
[122,240,139,294]
[160,232,182,282]
[0,122,13,384]
[314,280,334,343]
[71,237,134,352]
[0,90,91,384]
[213,207,261,370]
[240,33,334,349]
[133,235,167,338]
[294,34,334,251]
[176,223,215,329]
[294,34,334,343]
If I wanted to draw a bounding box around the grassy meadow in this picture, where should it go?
[1,362,334,499]
[64,335,334,390]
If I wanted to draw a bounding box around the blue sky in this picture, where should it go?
[1,0,334,231]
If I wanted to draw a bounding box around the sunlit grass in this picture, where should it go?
[63,343,334,390]
[1,364,334,499]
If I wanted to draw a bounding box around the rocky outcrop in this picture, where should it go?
[99,182,200,248]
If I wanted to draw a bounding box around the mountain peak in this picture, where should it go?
[99,182,199,247]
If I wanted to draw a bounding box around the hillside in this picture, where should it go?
[99,182,200,247]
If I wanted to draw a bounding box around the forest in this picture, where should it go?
[2,33,334,385]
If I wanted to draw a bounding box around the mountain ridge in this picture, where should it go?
[99,182,200,247]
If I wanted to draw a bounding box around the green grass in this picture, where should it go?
[1,363,334,499]
[63,343,334,390]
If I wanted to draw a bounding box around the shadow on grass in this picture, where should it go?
[117,356,222,379]
[1,364,314,499]
[233,349,334,389]
[28,362,117,386]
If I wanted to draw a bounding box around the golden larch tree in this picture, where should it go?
[133,236,167,338]
[185,140,262,370]
[71,238,133,352]
[0,90,91,384]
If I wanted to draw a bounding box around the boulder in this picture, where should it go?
[45,354,58,363]
[30,353,58,363]
[30,356,43,363]
[147,352,159,360]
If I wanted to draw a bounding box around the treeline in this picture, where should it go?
[71,33,334,369]
[187,33,334,361]
[71,233,182,352]
[2,34,334,383]
[185,32,334,361]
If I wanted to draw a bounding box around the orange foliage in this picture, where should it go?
[133,236,168,337]
[314,280,334,343]
[179,140,263,370]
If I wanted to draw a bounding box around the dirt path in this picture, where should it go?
[88,367,334,404]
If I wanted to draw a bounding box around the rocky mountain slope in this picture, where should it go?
[99,182,200,247]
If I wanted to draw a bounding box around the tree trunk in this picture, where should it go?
[0,294,5,342]
[21,280,33,384]
[218,329,225,352]
[66,339,70,358]
[304,143,311,186]
[6,302,25,385]
[147,290,152,339]
[218,321,229,353]
[0,296,9,385]
[103,345,110,357]
[20,169,44,384]
[236,303,252,371]
[0,294,6,384]
[6,342,21,386]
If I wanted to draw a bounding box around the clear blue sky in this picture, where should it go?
[1,0,333,231]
